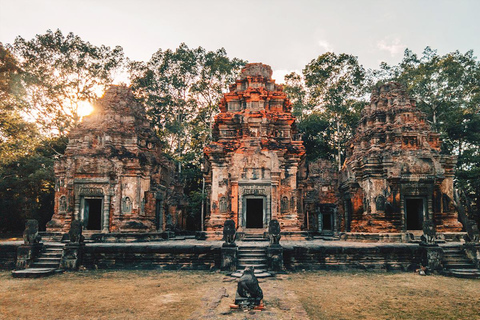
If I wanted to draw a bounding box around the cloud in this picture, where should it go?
[318,40,333,52]
[377,37,405,57]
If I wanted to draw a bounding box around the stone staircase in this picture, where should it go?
[12,243,65,278]
[442,246,480,279]
[231,245,272,278]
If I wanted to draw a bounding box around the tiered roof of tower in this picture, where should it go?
[206,63,305,159]
[346,82,441,161]
[65,86,162,164]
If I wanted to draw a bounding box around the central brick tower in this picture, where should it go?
[204,63,305,235]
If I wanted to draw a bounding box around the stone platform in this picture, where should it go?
[1,238,467,273]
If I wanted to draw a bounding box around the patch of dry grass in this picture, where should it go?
[1,270,480,319]
[288,271,480,320]
[0,270,223,320]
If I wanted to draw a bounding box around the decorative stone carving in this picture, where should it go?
[59,196,67,213]
[122,197,132,214]
[47,85,181,233]
[340,82,462,233]
[204,63,305,233]
[219,197,228,213]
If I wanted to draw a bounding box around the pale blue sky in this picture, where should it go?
[1,0,479,82]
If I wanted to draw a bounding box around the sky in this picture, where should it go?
[1,0,479,83]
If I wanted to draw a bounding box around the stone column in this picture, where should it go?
[266,245,284,272]
[102,194,111,232]
[61,243,85,270]
[231,181,239,225]
[221,245,238,271]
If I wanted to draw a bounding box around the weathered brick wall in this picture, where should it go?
[82,243,221,270]
[283,244,421,271]
[0,244,18,270]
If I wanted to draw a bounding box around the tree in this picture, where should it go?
[129,43,245,167]
[0,137,67,232]
[298,52,368,169]
[11,29,124,134]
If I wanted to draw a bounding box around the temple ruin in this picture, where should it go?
[46,68,463,239]
[339,82,462,233]
[47,86,181,233]
[204,63,306,235]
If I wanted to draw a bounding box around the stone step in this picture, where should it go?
[444,263,476,269]
[42,252,63,257]
[31,261,60,268]
[44,248,63,252]
[238,258,267,263]
[238,247,266,251]
[238,252,266,258]
[238,263,267,269]
[230,270,272,278]
[37,257,62,263]
[446,269,480,279]
[241,238,268,242]
[45,243,65,248]
[444,258,473,263]
[12,268,61,278]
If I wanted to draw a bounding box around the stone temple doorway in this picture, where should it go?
[246,198,264,228]
[405,198,425,230]
[83,198,103,230]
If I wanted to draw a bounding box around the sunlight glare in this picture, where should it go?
[77,100,94,117]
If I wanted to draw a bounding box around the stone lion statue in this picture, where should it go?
[69,220,85,243]
[23,219,41,244]
[235,267,263,308]
[464,219,480,243]
[268,219,281,246]
[421,220,436,245]
[223,219,236,246]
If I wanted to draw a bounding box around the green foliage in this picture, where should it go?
[284,53,368,166]
[129,43,246,165]
[297,112,333,161]
[12,29,124,134]
[129,43,245,228]
[0,137,67,232]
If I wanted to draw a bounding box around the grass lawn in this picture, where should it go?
[0,270,479,319]
[289,271,480,320]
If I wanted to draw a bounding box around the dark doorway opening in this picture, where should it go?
[246,198,263,228]
[323,214,332,231]
[406,198,424,230]
[85,199,102,230]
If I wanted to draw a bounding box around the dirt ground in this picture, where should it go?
[0,270,479,320]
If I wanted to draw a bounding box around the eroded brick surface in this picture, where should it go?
[339,82,462,233]
[47,86,180,233]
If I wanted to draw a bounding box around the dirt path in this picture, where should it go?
[188,275,310,320]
